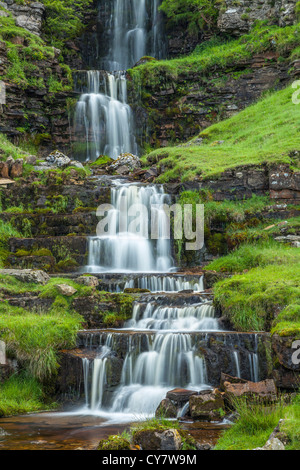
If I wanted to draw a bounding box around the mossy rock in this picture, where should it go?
[97,435,131,450]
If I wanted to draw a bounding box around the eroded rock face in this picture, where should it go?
[1,1,45,36]
[217,0,297,36]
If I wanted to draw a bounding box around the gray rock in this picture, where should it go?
[26,155,37,165]
[76,275,99,288]
[55,284,77,297]
[0,269,50,284]
[254,437,285,451]
[217,0,297,36]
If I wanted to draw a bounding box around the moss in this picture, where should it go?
[97,435,131,451]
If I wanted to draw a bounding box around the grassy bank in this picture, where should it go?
[0,373,50,417]
[144,84,300,182]
[208,241,300,334]
[215,394,300,450]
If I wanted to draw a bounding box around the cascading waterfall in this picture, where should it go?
[102,0,166,71]
[124,275,204,292]
[73,0,166,161]
[81,296,218,416]
[74,71,137,161]
[85,184,174,273]
[127,302,218,331]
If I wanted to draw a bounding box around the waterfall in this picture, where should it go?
[127,301,218,331]
[124,275,204,292]
[85,184,174,273]
[73,0,166,161]
[82,332,208,416]
[102,0,166,71]
[74,71,137,161]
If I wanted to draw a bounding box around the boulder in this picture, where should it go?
[0,268,50,284]
[166,388,199,405]
[155,398,178,419]
[223,378,278,402]
[133,429,182,451]
[108,153,141,175]
[0,161,9,178]
[26,155,37,165]
[46,150,71,168]
[10,158,23,178]
[76,275,99,288]
[189,389,225,421]
[253,437,285,451]
[55,284,77,297]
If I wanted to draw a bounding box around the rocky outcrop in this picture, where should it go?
[0,157,23,179]
[129,54,293,149]
[1,0,45,36]
[217,0,297,36]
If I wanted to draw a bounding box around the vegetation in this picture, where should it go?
[159,0,219,36]
[0,372,49,417]
[143,84,300,182]
[211,241,300,333]
[215,394,300,450]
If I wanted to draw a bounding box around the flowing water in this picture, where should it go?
[74,0,166,161]
[85,183,174,273]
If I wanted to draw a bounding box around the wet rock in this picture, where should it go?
[166,388,199,405]
[189,389,225,421]
[155,398,178,419]
[223,378,278,402]
[133,429,182,451]
[0,268,50,284]
[55,284,77,297]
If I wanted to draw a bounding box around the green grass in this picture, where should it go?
[130,23,300,88]
[213,258,300,332]
[0,373,48,417]
[206,240,300,273]
[214,397,285,450]
[0,303,83,380]
[144,84,300,182]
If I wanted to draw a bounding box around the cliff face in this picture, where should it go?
[217,0,297,35]
[128,54,298,149]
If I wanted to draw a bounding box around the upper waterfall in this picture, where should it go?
[101,0,166,71]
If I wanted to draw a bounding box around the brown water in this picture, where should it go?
[0,412,229,451]
[0,412,130,450]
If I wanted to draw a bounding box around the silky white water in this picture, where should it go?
[74,71,137,161]
[127,302,218,331]
[86,184,174,273]
[124,275,204,292]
